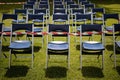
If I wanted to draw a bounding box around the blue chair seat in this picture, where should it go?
[34,27,43,32]
[48,41,69,51]
[9,40,31,50]
[54,19,67,22]
[12,20,18,23]
[116,41,120,47]
[3,27,11,32]
[18,19,26,23]
[83,41,105,50]
[32,19,43,23]
[105,27,113,32]
[93,18,103,21]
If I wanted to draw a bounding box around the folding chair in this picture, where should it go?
[80,24,105,69]
[2,14,18,41]
[52,13,69,24]
[38,4,50,19]
[46,24,70,68]
[27,14,44,47]
[103,13,119,44]
[23,4,34,14]
[84,3,95,14]
[8,23,34,68]
[34,9,48,25]
[14,9,27,23]
[74,13,93,32]
[113,24,120,68]
[92,8,105,24]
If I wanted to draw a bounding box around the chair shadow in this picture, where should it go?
[45,66,67,78]
[81,66,104,78]
[4,66,29,78]
[2,45,9,52]
[76,45,80,50]
[105,44,113,51]
[34,46,41,52]
[116,66,120,75]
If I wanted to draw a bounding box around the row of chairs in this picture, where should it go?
[1,22,120,69]
[0,0,120,69]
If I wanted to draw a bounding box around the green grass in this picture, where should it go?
[0,0,120,80]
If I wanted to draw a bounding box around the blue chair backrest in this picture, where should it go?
[12,23,33,32]
[76,14,92,20]
[72,8,84,14]
[39,4,49,9]
[81,24,102,32]
[34,9,46,14]
[49,24,69,32]
[2,14,17,20]
[54,4,64,9]
[14,9,27,14]
[104,14,119,21]
[23,4,34,9]
[69,4,79,8]
[92,8,104,13]
[53,14,68,20]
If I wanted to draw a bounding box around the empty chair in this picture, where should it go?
[52,13,69,24]
[14,9,28,23]
[113,24,120,68]
[80,24,105,69]
[92,8,105,24]
[34,9,48,24]
[27,14,44,47]
[8,23,34,68]
[54,1,63,5]
[103,13,119,32]
[78,0,87,4]
[74,13,93,32]
[84,3,95,14]
[2,14,18,40]
[23,4,34,14]
[46,24,70,68]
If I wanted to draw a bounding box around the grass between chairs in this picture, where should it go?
[0,0,120,80]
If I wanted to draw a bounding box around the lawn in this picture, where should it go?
[0,0,120,80]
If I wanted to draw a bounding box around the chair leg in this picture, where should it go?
[9,50,12,69]
[45,51,48,69]
[102,51,104,69]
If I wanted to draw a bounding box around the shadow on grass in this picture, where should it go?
[76,45,80,50]
[105,44,113,51]
[81,66,104,78]
[34,46,41,52]
[116,66,120,75]
[4,66,29,78]
[45,66,67,78]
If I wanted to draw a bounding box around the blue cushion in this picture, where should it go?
[48,41,69,50]
[83,41,105,50]
[93,18,103,21]
[9,40,31,49]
